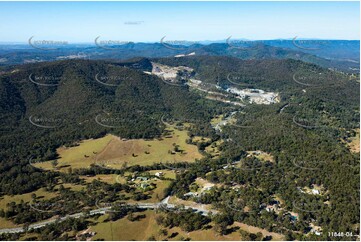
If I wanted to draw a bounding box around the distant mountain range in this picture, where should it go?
[0,40,359,73]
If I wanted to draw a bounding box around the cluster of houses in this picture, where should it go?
[129,171,164,189]
[258,199,283,214]
[184,183,215,198]
[297,185,322,195]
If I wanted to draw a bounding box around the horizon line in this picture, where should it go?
[0,38,360,45]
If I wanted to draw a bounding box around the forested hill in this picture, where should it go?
[0,58,221,194]
[0,56,358,197]
[0,56,359,239]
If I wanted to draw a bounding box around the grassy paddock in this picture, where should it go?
[91,210,244,241]
[35,126,203,171]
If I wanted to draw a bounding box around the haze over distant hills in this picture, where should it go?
[0,39,359,73]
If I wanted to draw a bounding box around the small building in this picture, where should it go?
[203,186,213,192]
[137,176,148,181]
[310,228,322,236]
[184,192,198,197]
[265,205,274,212]
[155,172,164,178]
[140,183,149,189]
[265,203,280,213]
[312,189,320,195]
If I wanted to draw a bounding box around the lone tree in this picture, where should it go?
[51,159,58,169]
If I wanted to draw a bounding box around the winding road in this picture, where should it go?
[0,197,217,234]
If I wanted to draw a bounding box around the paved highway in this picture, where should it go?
[0,197,217,234]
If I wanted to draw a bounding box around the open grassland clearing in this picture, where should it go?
[59,183,85,192]
[95,126,202,168]
[34,126,203,171]
[205,140,224,157]
[234,222,285,241]
[80,174,120,184]
[0,217,20,229]
[246,150,274,162]
[192,177,218,193]
[192,136,211,143]
[210,115,224,126]
[0,188,58,229]
[148,170,177,180]
[347,128,360,153]
[143,179,172,203]
[0,188,57,211]
[91,210,244,241]
[33,135,113,171]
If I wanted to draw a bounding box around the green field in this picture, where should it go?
[347,128,360,153]
[0,188,57,210]
[80,174,121,184]
[91,210,245,241]
[205,140,223,157]
[0,188,57,229]
[34,135,113,171]
[34,126,203,171]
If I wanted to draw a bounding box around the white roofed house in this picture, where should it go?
[309,223,323,236]
[155,172,164,177]
[312,189,320,195]
[183,191,199,197]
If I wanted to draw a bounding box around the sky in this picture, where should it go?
[0,1,359,43]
